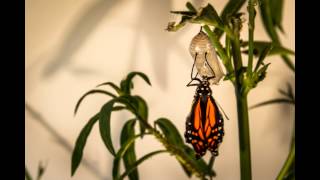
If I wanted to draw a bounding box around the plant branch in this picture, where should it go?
[247,0,256,76]
[276,140,295,180]
[230,16,252,180]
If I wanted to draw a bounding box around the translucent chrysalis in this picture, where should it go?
[189,31,225,85]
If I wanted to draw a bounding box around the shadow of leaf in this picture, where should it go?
[25,103,107,180]
[42,0,122,79]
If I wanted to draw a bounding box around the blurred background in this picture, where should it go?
[25,0,295,179]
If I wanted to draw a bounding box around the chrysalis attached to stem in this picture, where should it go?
[189,29,225,85]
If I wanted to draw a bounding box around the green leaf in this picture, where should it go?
[214,0,246,39]
[254,44,273,72]
[154,118,194,177]
[99,99,124,156]
[120,119,139,180]
[113,134,142,180]
[112,106,127,111]
[179,163,193,177]
[71,113,99,176]
[74,90,117,116]
[155,118,183,145]
[170,11,196,16]
[120,150,168,179]
[270,0,284,33]
[96,82,121,94]
[250,98,295,109]
[281,55,295,72]
[98,96,140,157]
[120,72,151,95]
[259,0,295,72]
[259,0,280,43]
[186,2,197,12]
[208,156,215,174]
[241,41,294,57]
[132,96,148,137]
[255,63,270,83]
[25,166,32,180]
[166,15,193,32]
[182,145,216,177]
[193,4,225,30]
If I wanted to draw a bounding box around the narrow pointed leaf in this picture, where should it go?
[120,150,168,179]
[259,0,295,72]
[270,0,284,33]
[113,106,127,111]
[99,99,121,156]
[256,63,270,82]
[74,90,116,115]
[113,134,142,180]
[208,156,215,172]
[214,0,246,39]
[250,98,295,109]
[166,15,192,32]
[154,119,195,177]
[207,156,216,179]
[281,55,295,72]
[186,2,196,12]
[96,82,121,94]
[179,163,193,177]
[254,45,273,72]
[98,97,137,156]
[182,145,216,176]
[120,119,139,180]
[241,41,294,57]
[133,96,148,137]
[170,11,196,16]
[155,118,183,145]
[259,0,280,42]
[194,4,224,30]
[121,72,151,95]
[71,113,99,176]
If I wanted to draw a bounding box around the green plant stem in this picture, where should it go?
[235,92,252,180]
[247,0,255,76]
[276,141,295,180]
[230,18,252,180]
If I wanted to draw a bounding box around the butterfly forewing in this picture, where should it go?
[185,88,224,158]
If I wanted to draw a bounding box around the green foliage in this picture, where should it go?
[72,71,217,180]
[71,113,99,175]
[120,119,139,180]
[167,1,295,180]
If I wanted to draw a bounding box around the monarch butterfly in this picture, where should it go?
[185,49,226,159]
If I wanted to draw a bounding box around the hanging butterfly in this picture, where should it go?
[184,30,228,159]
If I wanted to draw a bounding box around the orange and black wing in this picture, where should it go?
[185,97,208,158]
[185,96,224,158]
[205,96,224,156]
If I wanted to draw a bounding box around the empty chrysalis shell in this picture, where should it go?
[189,31,225,85]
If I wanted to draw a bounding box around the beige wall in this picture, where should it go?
[26,0,295,179]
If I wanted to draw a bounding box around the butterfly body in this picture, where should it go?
[185,78,224,158]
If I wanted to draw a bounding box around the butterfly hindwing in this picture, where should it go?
[185,94,224,158]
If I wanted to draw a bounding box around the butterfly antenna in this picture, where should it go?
[215,100,230,120]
